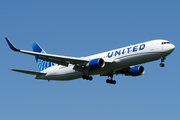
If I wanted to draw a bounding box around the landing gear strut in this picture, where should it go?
[106,73,116,85]
[82,69,93,81]
[160,57,166,67]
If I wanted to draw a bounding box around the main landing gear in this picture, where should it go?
[106,74,116,85]
[82,70,93,81]
[160,57,166,67]
[82,75,93,81]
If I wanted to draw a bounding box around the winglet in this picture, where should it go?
[5,38,20,51]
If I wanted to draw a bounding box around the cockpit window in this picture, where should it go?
[162,42,170,45]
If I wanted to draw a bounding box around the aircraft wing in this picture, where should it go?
[6,38,92,66]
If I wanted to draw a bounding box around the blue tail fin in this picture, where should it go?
[31,42,54,71]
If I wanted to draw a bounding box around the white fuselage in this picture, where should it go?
[35,39,175,81]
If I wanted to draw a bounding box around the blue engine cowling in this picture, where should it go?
[87,58,105,69]
[128,65,145,76]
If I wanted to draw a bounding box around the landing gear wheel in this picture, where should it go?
[112,80,116,85]
[160,63,165,67]
[82,75,93,81]
[106,79,110,83]
[106,79,116,85]
[89,76,93,81]
[82,75,86,79]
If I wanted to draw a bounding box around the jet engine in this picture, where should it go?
[86,58,105,69]
[125,65,145,76]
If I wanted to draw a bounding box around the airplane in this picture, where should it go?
[5,38,175,84]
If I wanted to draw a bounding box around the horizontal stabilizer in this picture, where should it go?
[11,69,46,75]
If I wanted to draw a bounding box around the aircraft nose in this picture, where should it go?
[171,44,175,50]
[169,44,175,53]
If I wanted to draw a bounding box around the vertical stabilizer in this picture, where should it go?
[31,42,54,71]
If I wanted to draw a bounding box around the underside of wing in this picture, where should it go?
[100,67,130,76]
[100,65,145,77]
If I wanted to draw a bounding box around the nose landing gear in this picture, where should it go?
[160,63,165,67]
[160,57,166,67]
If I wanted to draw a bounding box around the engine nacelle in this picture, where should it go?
[86,58,105,69]
[126,65,145,76]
